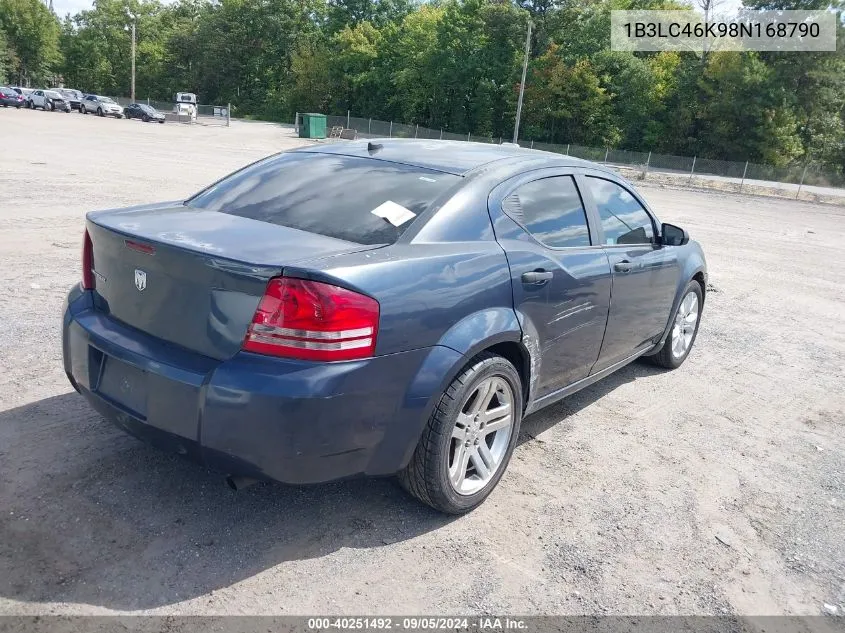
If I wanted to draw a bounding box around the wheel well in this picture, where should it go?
[692,271,706,302]
[485,341,530,409]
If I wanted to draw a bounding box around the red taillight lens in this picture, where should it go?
[243,277,379,362]
[81,229,95,290]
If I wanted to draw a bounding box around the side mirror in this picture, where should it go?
[661,223,689,246]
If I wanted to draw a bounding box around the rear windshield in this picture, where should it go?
[186,152,460,245]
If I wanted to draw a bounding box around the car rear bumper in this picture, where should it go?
[62,286,462,485]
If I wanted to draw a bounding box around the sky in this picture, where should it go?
[51,0,744,20]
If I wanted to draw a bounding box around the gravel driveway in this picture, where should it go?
[1,110,843,616]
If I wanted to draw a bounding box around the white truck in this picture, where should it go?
[173,92,197,121]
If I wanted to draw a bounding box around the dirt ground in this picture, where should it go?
[0,109,843,617]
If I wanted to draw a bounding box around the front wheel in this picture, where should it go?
[647,280,704,369]
[97,108,103,117]
[398,352,522,514]
[80,105,86,114]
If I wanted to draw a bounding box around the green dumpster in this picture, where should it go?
[299,113,327,139]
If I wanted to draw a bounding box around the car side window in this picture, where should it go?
[502,176,591,249]
[586,177,654,245]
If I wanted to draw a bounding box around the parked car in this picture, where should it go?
[62,140,707,514]
[80,94,123,118]
[124,102,166,123]
[55,88,84,111]
[29,89,71,112]
[10,87,33,100]
[0,86,25,108]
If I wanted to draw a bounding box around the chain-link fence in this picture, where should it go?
[316,112,845,204]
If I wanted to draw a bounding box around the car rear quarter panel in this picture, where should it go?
[286,243,518,358]
[283,198,523,474]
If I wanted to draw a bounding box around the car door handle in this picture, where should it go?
[614,261,635,273]
[521,270,554,285]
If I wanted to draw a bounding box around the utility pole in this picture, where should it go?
[130,21,136,102]
[512,20,532,144]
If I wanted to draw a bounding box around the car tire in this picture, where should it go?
[398,352,523,514]
[80,105,86,114]
[97,108,103,117]
[143,115,150,122]
[647,279,704,370]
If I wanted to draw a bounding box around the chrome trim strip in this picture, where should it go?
[247,334,373,351]
[250,325,373,340]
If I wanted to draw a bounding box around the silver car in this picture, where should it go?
[80,94,123,118]
[29,89,71,112]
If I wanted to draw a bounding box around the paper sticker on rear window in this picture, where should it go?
[371,200,417,227]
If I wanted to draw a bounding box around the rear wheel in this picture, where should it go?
[647,280,703,369]
[398,352,522,514]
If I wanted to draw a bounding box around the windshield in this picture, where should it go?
[0,88,14,96]
[100,97,116,104]
[46,91,62,99]
[187,152,460,245]
[60,89,81,99]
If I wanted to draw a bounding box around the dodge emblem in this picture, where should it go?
[134,269,147,292]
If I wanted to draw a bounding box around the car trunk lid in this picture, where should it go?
[86,203,379,360]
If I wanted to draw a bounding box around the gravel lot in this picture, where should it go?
[1,109,843,616]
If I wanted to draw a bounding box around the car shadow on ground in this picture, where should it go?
[518,358,666,444]
[0,360,663,610]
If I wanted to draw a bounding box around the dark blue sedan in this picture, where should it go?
[62,140,707,514]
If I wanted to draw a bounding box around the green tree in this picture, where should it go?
[522,44,620,145]
[0,29,13,83]
[0,0,61,85]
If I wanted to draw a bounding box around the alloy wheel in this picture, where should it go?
[671,291,699,358]
[448,376,514,495]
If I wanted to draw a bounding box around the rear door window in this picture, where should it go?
[187,152,460,245]
[502,176,591,248]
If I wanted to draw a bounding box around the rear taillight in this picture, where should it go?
[81,229,94,289]
[243,277,379,362]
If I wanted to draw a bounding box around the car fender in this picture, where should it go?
[366,308,524,475]
[513,309,544,415]
[652,243,707,351]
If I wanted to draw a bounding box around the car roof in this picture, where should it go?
[296,138,611,176]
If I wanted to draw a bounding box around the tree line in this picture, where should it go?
[0,0,843,171]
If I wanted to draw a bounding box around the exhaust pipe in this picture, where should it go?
[226,475,258,491]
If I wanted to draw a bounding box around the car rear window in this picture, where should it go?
[186,152,460,245]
